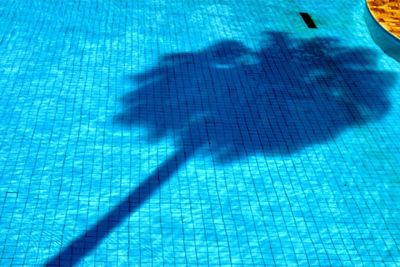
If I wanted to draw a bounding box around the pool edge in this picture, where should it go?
[365,1,400,62]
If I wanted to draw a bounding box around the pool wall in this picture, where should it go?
[365,2,400,62]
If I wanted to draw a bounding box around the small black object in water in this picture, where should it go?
[300,12,317,28]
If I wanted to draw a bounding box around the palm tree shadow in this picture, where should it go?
[46,32,396,266]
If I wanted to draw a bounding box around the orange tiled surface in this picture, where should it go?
[367,0,400,39]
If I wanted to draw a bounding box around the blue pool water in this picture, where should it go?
[0,0,400,266]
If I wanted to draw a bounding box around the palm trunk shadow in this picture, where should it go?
[46,148,192,266]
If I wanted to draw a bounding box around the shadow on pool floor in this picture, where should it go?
[46,31,396,266]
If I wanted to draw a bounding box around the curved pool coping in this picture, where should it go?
[365,1,400,62]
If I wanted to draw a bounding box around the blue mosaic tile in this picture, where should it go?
[0,0,400,266]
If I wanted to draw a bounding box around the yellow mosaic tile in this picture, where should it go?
[367,0,400,39]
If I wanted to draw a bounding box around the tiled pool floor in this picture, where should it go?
[0,0,400,266]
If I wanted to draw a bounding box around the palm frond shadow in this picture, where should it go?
[46,32,395,266]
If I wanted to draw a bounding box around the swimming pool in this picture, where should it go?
[0,0,399,265]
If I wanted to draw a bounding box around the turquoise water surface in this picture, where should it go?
[0,0,399,266]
